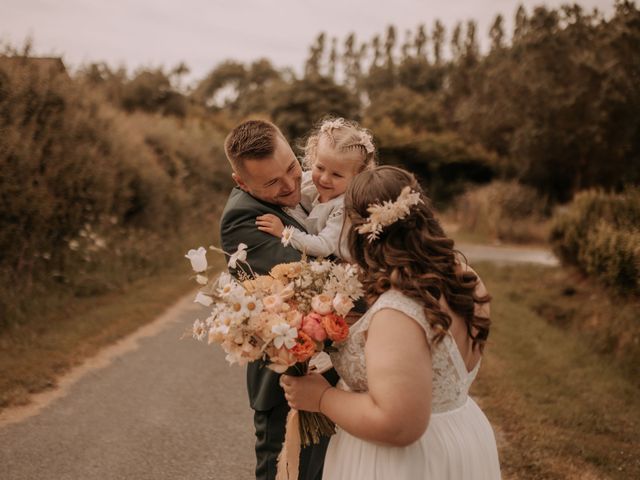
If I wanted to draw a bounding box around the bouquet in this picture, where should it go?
[186,243,363,446]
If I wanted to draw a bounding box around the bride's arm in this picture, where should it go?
[282,308,432,447]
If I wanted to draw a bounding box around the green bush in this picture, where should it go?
[366,117,498,206]
[0,58,232,326]
[550,189,640,295]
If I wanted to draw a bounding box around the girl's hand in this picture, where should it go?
[256,214,285,238]
[280,373,331,412]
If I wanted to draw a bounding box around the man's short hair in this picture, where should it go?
[224,120,284,172]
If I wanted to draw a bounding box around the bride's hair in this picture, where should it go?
[344,166,491,351]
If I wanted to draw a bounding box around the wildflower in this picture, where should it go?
[281,226,295,247]
[228,243,248,269]
[194,292,214,307]
[263,294,284,312]
[185,247,208,272]
[272,323,298,349]
[332,293,354,317]
[192,319,207,341]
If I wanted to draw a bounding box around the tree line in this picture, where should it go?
[75,1,640,204]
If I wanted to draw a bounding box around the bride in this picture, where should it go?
[280,166,501,479]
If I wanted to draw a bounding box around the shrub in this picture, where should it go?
[0,58,232,326]
[550,188,640,295]
[451,181,550,243]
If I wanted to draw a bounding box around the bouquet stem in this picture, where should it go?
[288,362,336,447]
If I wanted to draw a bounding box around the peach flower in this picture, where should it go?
[322,313,349,343]
[311,294,333,315]
[267,345,298,373]
[263,294,284,312]
[332,293,354,317]
[291,331,316,362]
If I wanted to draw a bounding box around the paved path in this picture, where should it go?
[0,243,557,480]
[456,242,559,267]
[0,294,254,480]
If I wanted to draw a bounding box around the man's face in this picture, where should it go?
[233,135,303,207]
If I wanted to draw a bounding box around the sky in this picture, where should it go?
[2,0,616,84]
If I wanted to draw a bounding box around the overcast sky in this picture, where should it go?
[2,0,615,83]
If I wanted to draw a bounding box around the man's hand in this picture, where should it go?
[256,214,285,238]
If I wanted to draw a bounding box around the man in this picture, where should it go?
[220,119,337,480]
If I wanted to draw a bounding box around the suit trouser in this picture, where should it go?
[254,401,330,480]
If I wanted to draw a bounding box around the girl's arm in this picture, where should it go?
[285,209,344,258]
[281,308,432,447]
[257,209,344,259]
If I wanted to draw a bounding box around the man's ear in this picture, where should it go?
[232,172,249,192]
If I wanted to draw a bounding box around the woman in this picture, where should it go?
[280,166,501,479]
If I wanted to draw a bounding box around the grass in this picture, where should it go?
[472,262,640,479]
[0,256,224,411]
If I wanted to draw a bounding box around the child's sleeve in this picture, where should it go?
[286,207,345,258]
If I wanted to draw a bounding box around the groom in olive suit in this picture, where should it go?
[220,119,337,480]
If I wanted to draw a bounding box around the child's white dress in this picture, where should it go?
[285,171,349,260]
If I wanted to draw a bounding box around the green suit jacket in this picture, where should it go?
[220,187,307,411]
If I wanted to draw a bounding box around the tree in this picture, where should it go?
[432,20,446,66]
[305,33,326,78]
[514,5,529,42]
[415,24,428,59]
[489,14,505,52]
[271,76,360,143]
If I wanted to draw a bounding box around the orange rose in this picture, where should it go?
[291,331,316,362]
[322,314,349,343]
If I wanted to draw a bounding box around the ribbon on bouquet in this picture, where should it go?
[276,409,301,480]
[276,353,335,480]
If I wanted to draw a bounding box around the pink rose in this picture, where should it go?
[301,312,328,342]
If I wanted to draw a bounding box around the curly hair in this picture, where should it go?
[344,166,491,351]
[301,117,377,171]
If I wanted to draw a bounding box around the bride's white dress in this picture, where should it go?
[324,289,501,479]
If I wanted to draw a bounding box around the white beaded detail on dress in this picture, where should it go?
[330,289,480,413]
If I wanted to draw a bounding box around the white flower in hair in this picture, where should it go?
[320,118,345,135]
[356,186,423,242]
[358,132,375,154]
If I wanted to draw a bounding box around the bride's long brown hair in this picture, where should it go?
[344,166,491,351]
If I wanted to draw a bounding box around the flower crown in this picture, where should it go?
[320,118,345,135]
[319,119,375,154]
[356,186,423,242]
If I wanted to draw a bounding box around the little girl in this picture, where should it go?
[256,118,376,260]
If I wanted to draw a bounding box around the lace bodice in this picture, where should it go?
[330,289,481,413]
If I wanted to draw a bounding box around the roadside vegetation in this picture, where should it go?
[472,262,639,479]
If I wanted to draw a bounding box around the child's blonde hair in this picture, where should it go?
[303,117,377,172]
